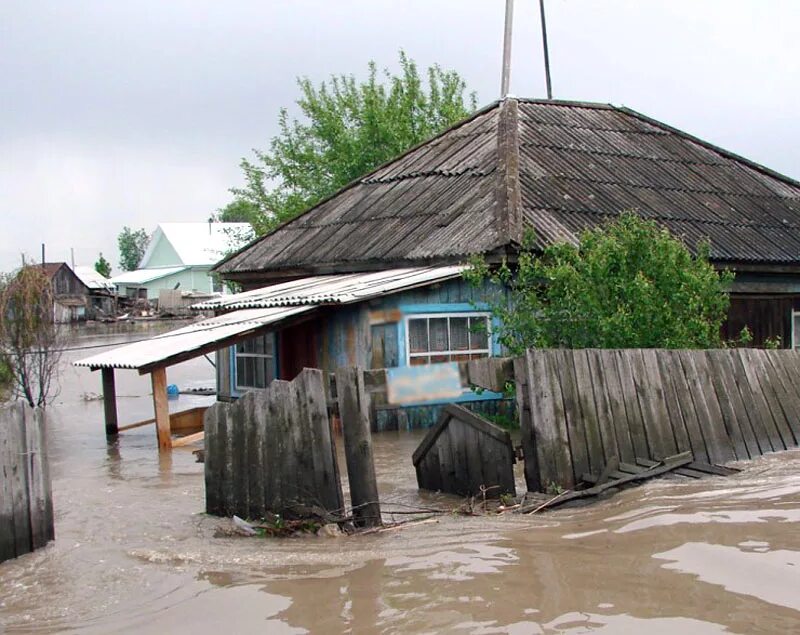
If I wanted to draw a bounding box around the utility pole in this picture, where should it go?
[500,0,515,97]
[539,0,553,99]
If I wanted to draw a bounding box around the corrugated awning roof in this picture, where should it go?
[74,266,466,372]
[192,265,467,310]
[73,306,313,372]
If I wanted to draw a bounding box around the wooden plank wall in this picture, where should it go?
[204,368,344,519]
[0,402,54,564]
[412,404,516,498]
[516,349,800,493]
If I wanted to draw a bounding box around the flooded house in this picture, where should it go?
[108,222,253,302]
[203,97,800,429]
[77,97,800,440]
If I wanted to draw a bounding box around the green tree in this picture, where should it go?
[466,213,733,354]
[117,226,149,271]
[212,199,261,225]
[94,252,111,278]
[234,51,478,235]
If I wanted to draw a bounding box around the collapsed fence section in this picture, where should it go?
[0,402,54,563]
[515,348,800,492]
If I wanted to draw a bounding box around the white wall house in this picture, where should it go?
[110,222,253,301]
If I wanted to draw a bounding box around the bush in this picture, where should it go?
[465,213,732,354]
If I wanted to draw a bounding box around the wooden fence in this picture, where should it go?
[514,349,800,492]
[204,368,344,520]
[0,402,54,563]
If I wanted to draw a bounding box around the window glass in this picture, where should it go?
[235,333,276,390]
[429,318,449,352]
[406,313,491,365]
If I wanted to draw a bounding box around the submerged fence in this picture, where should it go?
[0,402,54,563]
[514,348,800,492]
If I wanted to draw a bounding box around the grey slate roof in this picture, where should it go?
[217,98,800,277]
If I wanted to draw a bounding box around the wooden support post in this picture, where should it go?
[335,367,381,528]
[101,367,119,436]
[150,367,172,450]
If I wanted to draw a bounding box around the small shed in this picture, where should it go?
[41,262,90,323]
[412,404,516,498]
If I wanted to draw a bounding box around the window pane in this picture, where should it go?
[430,354,449,364]
[429,318,449,351]
[795,314,800,349]
[469,316,489,350]
[410,355,428,366]
[264,335,275,356]
[254,357,266,387]
[450,317,469,350]
[409,319,429,353]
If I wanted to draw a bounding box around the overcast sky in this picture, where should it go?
[1,0,798,273]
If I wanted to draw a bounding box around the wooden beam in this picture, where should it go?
[171,431,205,448]
[101,367,119,436]
[150,367,172,450]
[117,418,155,432]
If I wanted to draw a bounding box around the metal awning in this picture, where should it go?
[74,306,314,372]
[191,265,467,310]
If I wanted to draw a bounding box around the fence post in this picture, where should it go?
[335,367,381,528]
[101,367,119,436]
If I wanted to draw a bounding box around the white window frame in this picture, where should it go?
[404,312,492,366]
[792,310,800,350]
[234,333,277,391]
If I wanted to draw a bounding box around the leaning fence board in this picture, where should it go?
[516,349,800,493]
[0,403,54,563]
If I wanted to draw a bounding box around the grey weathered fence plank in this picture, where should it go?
[0,405,18,561]
[556,350,591,482]
[705,350,750,460]
[656,352,692,455]
[586,350,620,465]
[599,349,635,463]
[247,393,266,520]
[736,349,782,452]
[638,349,678,459]
[9,405,31,559]
[689,351,735,464]
[572,349,604,474]
[336,367,381,527]
[764,352,800,443]
[749,350,796,449]
[540,350,576,488]
[23,408,49,550]
[662,351,709,463]
[614,350,649,459]
[513,357,539,492]
[728,349,773,454]
[711,350,761,459]
[203,404,221,515]
[231,392,250,518]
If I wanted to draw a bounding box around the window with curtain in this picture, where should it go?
[235,333,276,390]
[406,313,491,365]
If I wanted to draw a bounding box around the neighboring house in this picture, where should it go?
[110,222,253,301]
[206,97,800,428]
[74,265,116,318]
[40,263,90,323]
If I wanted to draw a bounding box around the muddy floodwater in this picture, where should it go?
[1,324,799,634]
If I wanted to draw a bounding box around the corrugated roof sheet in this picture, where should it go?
[217,98,800,275]
[74,266,115,291]
[73,306,313,370]
[193,265,467,310]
